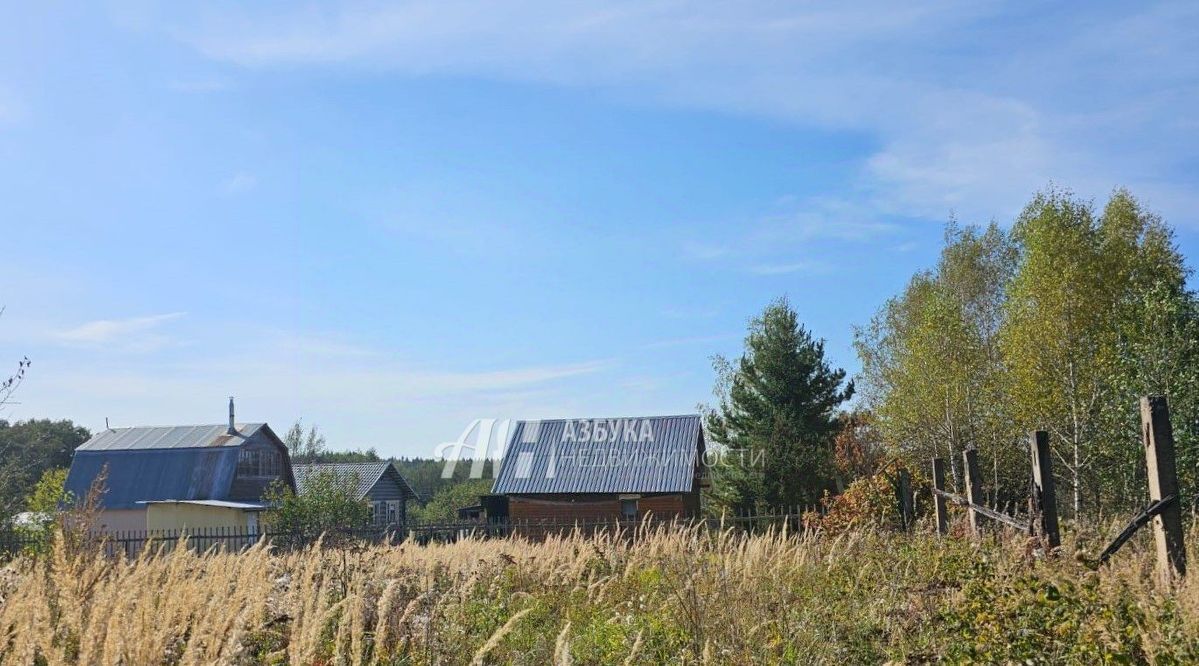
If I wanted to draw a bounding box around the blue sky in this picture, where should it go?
[2,2,1197,456]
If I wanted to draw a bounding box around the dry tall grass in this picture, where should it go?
[1,521,1197,664]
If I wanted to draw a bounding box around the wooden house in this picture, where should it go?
[489,414,706,522]
[63,400,295,533]
[292,461,419,526]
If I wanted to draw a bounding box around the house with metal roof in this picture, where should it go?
[489,414,706,522]
[64,400,295,533]
[291,461,419,526]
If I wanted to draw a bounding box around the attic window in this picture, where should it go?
[237,449,281,477]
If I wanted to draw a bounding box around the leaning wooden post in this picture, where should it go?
[963,448,984,536]
[1029,430,1061,550]
[1141,396,1187,582]
[932,458,948,535]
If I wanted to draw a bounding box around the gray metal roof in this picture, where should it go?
[292,462,418,501]
[65,448,240,510]
[491,415,703,495]
[139,499,269,510]
[76,423,266,451]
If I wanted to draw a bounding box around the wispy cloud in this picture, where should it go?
[161,1,1199,227]
[56,313,186,351]
[660,305,720,320]
[220,172,257,194]
[641,333,739,349]
[23,334,612,450]
[682,195,903,275]
[748,260,829,276]
[680,241,729,261]
[169,77,232,93]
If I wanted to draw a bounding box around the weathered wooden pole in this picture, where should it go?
[1029,430,1061,549]
[963,448,984,536]
[897,469,914,530]
[1141,396,1187,582]
[932,458,948,535]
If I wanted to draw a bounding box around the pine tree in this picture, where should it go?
[707,298,853,510]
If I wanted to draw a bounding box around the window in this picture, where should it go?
[620,499,638,520]
[387,501,399,524]
[237,449,281,477]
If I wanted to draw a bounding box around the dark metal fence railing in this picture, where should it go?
[0,510,810,560]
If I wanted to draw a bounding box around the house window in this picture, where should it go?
[237,449,281,477]
[621,499,638,520]
[372,501,387,525]
[387,501,399,524]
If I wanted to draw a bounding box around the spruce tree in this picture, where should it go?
[708,298,853,510]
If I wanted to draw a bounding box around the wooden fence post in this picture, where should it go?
[1029,430,1060,549]
[1141,396,1187,582]
[963,448,984,536]
[932,458,948,535]
[897,469,913,530]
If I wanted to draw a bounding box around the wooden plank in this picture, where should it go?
[932,458,948,535]
[932,488,1028,531]
[1029,431,1061,549]
[1098,495,1177,565]
[1141,396,1187,581]
[962,448,984,535]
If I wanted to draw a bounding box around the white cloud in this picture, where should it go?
[749,260,828,276]
[159,1,1199,227]
[640,333,738,349]
[169,77,232,93]
[680,241,729,261]
[221,172,257,194]
[55,313,186,351]
[19,332,612,453]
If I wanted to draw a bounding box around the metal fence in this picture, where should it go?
[0,511,808,560]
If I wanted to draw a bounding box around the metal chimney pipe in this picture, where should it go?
[228,396,236,434]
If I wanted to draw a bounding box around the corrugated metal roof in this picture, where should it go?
[77,423,265,451]
[139,499,268,509]
[491,415,703,495]
[65,448,240,510]
[292,462,418,501]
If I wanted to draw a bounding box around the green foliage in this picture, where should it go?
[283,418,382,463]
[857,187,1199,517]
[0,419,89,517]
[394,458,496,503]
[411,478,493,521]
[313,448,382,463]
[855,222,1021,503]
[284,419,328,463]
[25,467,71,516]
[264,469,370,540]
[708,297,853,510]
[1001,187,1196,516]
[805,463,929,534]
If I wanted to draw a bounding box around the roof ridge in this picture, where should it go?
[514,414,701,423]
[102,422,264,430]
